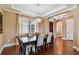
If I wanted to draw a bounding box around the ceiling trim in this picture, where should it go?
[48,4,77,18]
[42,5,66,16]
[11,5,38,17]
[11,4,67,17]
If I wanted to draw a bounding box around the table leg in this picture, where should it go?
[23,44,26,55]
[45,41,46,51]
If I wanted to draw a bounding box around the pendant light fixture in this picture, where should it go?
[35,4,41,22]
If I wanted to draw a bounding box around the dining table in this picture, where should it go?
[19,34,47,55]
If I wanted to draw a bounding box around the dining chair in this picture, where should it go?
[16,36,25,55]
[32,34,45,54]
[46,32,54,49]
[16,36,32,55]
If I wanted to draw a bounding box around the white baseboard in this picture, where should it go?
[62,38,73,40]
[3,43,15,48]
[62,38,67,40]
[73,46,79,52]
[0,43,15,54]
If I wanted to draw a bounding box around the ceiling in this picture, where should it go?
[1,4,76,17]
[13,4,62,16]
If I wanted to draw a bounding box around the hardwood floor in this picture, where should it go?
[1,37,79,55]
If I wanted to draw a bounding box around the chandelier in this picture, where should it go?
[35,4,41,22]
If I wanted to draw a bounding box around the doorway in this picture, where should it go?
[49,21,53,33]
[56,21,62,36]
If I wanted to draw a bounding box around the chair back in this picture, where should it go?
[46,32,53,43]
[16,36,24,49]
[37,34,45,47]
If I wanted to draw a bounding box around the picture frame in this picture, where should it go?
[0,12,3,33]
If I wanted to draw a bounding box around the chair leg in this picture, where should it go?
[46,43,50,49]
[29,47,33,55]
[45,44,47,50]
[37,47,40,54]
[19,48,23,55]
[45,42,46,51]
[23,48,26,55]
[35,48,38,55]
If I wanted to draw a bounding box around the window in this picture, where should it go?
[18,15,29,34]
[22,18,29,33]
[30,19,37,33]
[18,15,38,34]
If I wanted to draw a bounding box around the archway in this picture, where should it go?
[56,21,63,37]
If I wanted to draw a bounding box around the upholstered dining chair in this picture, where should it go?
[32,34,45,54]
[46,32,54,48]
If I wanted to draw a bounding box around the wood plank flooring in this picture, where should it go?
[1,37,79,55]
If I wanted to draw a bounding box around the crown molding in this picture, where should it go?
[48,5,77,18]
[43,5,66,17]
[11,4,38,17]
[1,4,77,18]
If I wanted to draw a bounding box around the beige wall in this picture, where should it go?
[3,11,17,45]
[0,7,4,53]
[38,17,49,34]
[44,17,49,33]
[71,5,79,48]
[0,6,17,53]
